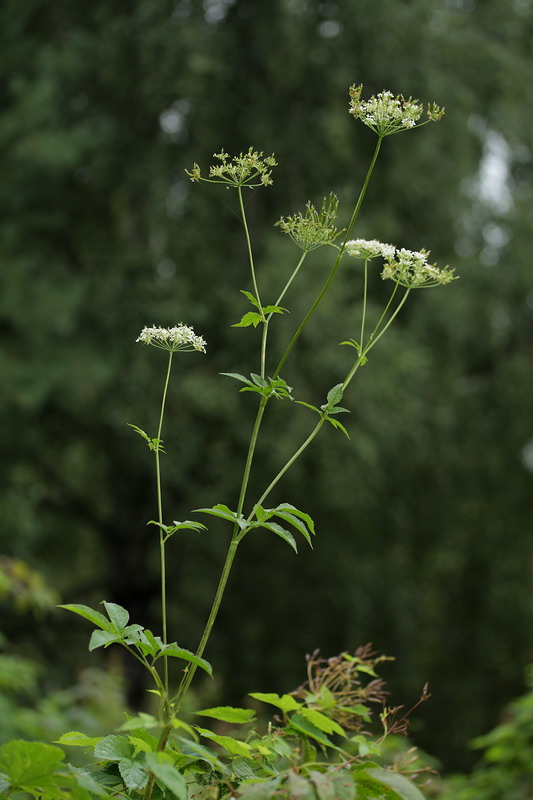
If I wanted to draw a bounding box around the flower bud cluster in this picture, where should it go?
[136,325,207,353]
[186,148,277,188]
[276,193,342,252]
[349,84,444,136]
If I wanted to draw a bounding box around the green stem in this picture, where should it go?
[238,186,266,376]
[274,136,383,378]
[241,418,325,532]
[342,287,411,390]
[360,259,369,349]
[156,351,173,695]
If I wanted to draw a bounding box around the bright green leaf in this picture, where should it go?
[326,383,344,407]
[365,768,426,800]
[158,645,213,676]
[195,706,256,724]
[275,503,316,535]
[145,753,187,800]
[195,728,252,757]
[118,758,148,791]
[118,712,160,731]
[289,714,335,748]
[89,630,122,651]
[260,522,298,552]
[249,692,301,713]
[299,708,346,737]
[55,731,101,748]
[94,735,132,762]
[232,311,264,328]
[0,740,64,788]
[102,601,129,629]
[58,604,113,632]
[240,289,260,309]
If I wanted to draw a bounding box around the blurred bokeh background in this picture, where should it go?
[1,0,532,777]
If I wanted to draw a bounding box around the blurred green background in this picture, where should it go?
[1,0,532,776]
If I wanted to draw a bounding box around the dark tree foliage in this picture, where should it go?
[1,0,532,770]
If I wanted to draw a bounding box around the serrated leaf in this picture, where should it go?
[309,770,338,800]
[145,753,187,799]
[158,645,213,676]
[89,630,122,651]
[67,765,111,797]
[249,692,302,713]
[254,505,266,520]
[326,383,344,407]
[58,604,113,632]
[240,289,261,309]
[102,602,130,629]
[232,311,264,328]
[94,735,133,762]
[260,522,298,553]
[287,770,318,799]
[263,304,288,315]
[289,714,334,748]
[195,706,256,724]
[298,708,346,737]
[232,757,257,780]
[327,417,350,439]
[365,768,426,800]
[176,737,226,771]
[0,741,64,788]
[271,510,312,548]
[275,503,316,536]
[193,503,240,524]
[118,758,147,791]
[250,373,268,387]
[327,406,350,415]
[195,728,252,757]
[55,731,101,748]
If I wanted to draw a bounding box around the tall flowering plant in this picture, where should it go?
[0,85,454,800]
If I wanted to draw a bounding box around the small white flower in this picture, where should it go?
[381,248,456,288]
[345,239,395,260]
[136,324,207,353]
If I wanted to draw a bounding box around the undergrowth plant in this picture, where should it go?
[0,85,456,800]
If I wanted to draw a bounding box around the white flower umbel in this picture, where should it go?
[345,239,395,260]
[349,84,444,137]
[136,324,207,353]
[381,248,456,289]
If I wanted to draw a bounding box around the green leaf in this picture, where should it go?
[233,311,264,328]
[365,768,426,800]
[309,770,338,800]
[240,289,261,309]
[193,503,244,527]
[289,714,334,748]
[195,706,256,724]
[67,765,112,797]
[275,503,316,536]
[158,645,213,676]
[250,373,268,387]
[295,400,321,414]
[287,770,318,799]
[58,604,113,632]
[327,417,350,439]
[249,692,301,713]
[259,522,298,552]
[55,731,102,748]
[127,423,151,442]
[89,630,122,651]
[195,728,252,757]
[145,753,187,800]
[118,758,148,791]
[102,601,130,629]
[176,737,227,771]
[94,735,133,762]
[272,510,313,548]
[298,708,346,737]
[220,372,253,385]
[237,777,282,800]
[0,740,64,789]
[326,383,344,407]
[263,304,287,315]
[117,712,160,731]
[330,771,357,800]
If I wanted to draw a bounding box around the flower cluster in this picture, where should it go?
[276,193,343,252]
[186,148,277,188]
[345,238,395,260]
[136,325,207,353]
[345,239,456,288]
[381,248,456,288]
[349,84,445,136]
